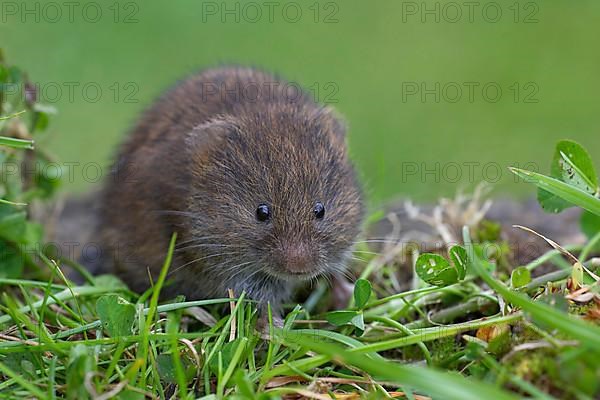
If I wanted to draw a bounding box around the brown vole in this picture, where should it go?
[94,67,364,320]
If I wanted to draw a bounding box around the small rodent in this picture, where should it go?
[94,67,364,321]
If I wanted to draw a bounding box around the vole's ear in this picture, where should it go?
[186,118,237,167]
[320,106,348,148]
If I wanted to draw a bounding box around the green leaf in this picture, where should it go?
[0,241,23,279]
[353,278,372,309]
[208,338,243,375]
[510,168,600,217]
[233,370,256,399]
[537,140,599,213]
[350,312,365,331]
[510,267,531,288]
[326,310,366,330]
[571,262,584,289]
[157,353,197,384]
[23,221,43,244]
[0,211,27,243]
[558,150,598,193]
[94,274,129,290]
[326,310,361,326]
[33,111,49,132]
[2,352,38,379]
[537,188,570,215]
[415,246,470,287]
[96,294,136,337]
[449,245,469,280]
[35,160,63,198]
[554,141,598,189]
[415,253,460,286]
[66,344,93,400]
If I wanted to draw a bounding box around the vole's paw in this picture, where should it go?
[331,275,354,310]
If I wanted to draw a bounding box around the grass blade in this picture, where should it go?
[510,167,600,216]
[0,135,34,149]
[463,226,600,350]
[280,331,519,400]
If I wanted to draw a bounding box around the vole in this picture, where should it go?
[94,67,365,323]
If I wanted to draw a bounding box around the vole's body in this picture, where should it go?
[96,67,364,313]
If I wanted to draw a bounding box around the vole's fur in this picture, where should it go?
[94,67,364,314]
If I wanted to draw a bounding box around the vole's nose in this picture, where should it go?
[280,241,313,274]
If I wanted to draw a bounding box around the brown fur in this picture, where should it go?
[94,67,364,311]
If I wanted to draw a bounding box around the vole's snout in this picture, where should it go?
[277,241,315,276]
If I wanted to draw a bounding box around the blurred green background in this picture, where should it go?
[3,0,600,205]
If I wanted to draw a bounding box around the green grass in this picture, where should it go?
[1,220,599,398]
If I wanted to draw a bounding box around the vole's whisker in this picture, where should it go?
[353,239,399,245]
[234,267,261,286]
[174,235,232,248]
[219,261,252,276]
[152,210,200,219]
[218,263,251,278]
[352,250,380,255]
[349,255,368,263]
[320,272,332,287]
[175,243,244,253]
[215,259,256,280]
[329,264,354,282]
[168,252,240,276]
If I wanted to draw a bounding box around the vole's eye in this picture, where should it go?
[313,202,325,219]
[256,204,271,222]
